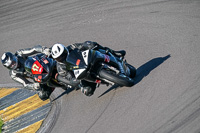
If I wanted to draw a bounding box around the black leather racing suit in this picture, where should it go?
[11,45,53,100]
[56,41,126,96]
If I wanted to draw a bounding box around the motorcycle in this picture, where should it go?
[57,48,136,88]
[24,48,136,92]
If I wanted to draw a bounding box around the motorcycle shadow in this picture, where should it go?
[98,54,171,98]
[51,87,75,102]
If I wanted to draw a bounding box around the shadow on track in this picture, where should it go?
[52,55,171,100]
[98,54,171,98]
[98,84,120,98]
[134,54,171,85]
[51,87,75,102]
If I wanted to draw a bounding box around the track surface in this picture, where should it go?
[1,0,200,133]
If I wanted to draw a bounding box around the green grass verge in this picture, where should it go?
[0,117,3,133]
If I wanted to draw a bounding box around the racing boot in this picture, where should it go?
[37,87,55,101]
[80,81,97,96]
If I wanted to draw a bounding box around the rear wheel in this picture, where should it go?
[99,69,134,87]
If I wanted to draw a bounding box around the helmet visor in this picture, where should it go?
[9,56,18,69]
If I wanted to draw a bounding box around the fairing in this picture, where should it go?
[24,54,56,83]
[66,49,90,79]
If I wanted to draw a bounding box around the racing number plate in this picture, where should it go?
[31,60,43,75]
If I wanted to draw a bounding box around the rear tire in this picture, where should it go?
[99,69,134,87]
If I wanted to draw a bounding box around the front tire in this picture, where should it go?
[99,69,134,87]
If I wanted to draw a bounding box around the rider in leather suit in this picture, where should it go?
[52,41,126,96]
[1,41,125,98]
[1,45,54,101]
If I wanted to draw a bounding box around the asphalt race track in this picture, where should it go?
[1,0,200,133]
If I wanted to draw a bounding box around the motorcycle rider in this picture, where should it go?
[1,41,125,98]
[51,41,126,96]
[1,45,54,101]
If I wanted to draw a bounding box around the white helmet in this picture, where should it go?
[51,43,69,62]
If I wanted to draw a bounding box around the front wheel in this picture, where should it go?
[99,69,134,87]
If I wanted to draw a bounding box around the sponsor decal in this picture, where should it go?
[34,77,41,82]
[82,50,89,65]
[38,75,42,79]
[95,80,101,84]
[34,75,42,83]
[74,70,79,75]
[104,55,110,63]
[31,60,43,74]
[74,68,86,78]
[43,59,49,64]
[83,52,87,58]
[76,59,81,66]
[73,66,79,69]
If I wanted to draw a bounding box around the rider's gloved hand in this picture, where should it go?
[33,83,40,90]
[42,47,51,57]
[15,49,23,56]
[24,83,40,90]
